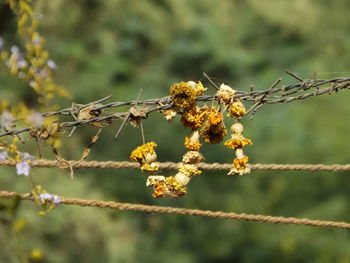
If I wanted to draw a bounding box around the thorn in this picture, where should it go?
[203,72,220,90]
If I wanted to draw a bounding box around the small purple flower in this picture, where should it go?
[6,46,28,69]
[47,60,58,71]
[22,152,34,161]
[39,193,61,205]
[16,161,30,176]
[10,45,19,54]
[27,112,44,128]
[0,151,8,161]
[0,111,15,130]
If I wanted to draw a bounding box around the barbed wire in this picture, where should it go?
[0,190,349,229]
[1,159,350,172]
[1,73,350,138]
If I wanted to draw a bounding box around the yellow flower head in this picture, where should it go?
[147,175,187,198]
[229,100,246,119]
[187,81,207,96]
[208,110,223,126]
[233,156,249,170]
[228,155,251,176]
[201,122,227,144]
[181,106,209,129]
[224,138,252,149]
[178,163,202,176]
[182,150,204,164]
[184,135,202,151]
[130,142,157,163]
[140,163,159,173]
[170,81,203,111]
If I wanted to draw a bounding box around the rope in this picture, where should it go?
[1,159,350,171]
[0,190,349,229]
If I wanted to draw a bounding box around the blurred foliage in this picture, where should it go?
[1,0,350,262]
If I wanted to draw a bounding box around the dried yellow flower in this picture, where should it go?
[140,163,160,173]
[228,155,251,176]
[187,81,207,96]
[201,122,227,144]
[181,106,209,128]
[229,100,246,119]
[207,111,223,125]
[170,82,197,110]
[130,142,158,170]
[224,122,252,149]
[184,136,202,150]
[184,129,204,151]
[178,163,202,176]
[224,138,252,149]
[234,156,249,170]
[146,175,187,198]
[162,109,177,122]
[182,151,204,164]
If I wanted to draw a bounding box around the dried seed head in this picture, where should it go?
[182,151,204,164]
[217,84,235,104]
[77,105,102,120]
[144,151,157,164]
[230,122,244,135]
[174,172,191,186]
[225,123,252,149]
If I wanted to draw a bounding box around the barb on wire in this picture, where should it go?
[1,73,350,138]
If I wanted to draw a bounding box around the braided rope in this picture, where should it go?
[0,190,349,229]
[1,159,350,171]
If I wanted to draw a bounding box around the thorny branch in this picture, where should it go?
[1,72,350,138]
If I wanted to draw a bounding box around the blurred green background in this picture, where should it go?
[1,0,350,262]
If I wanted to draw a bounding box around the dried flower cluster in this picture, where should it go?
[217,84,253,175]
[3,0,70,106]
